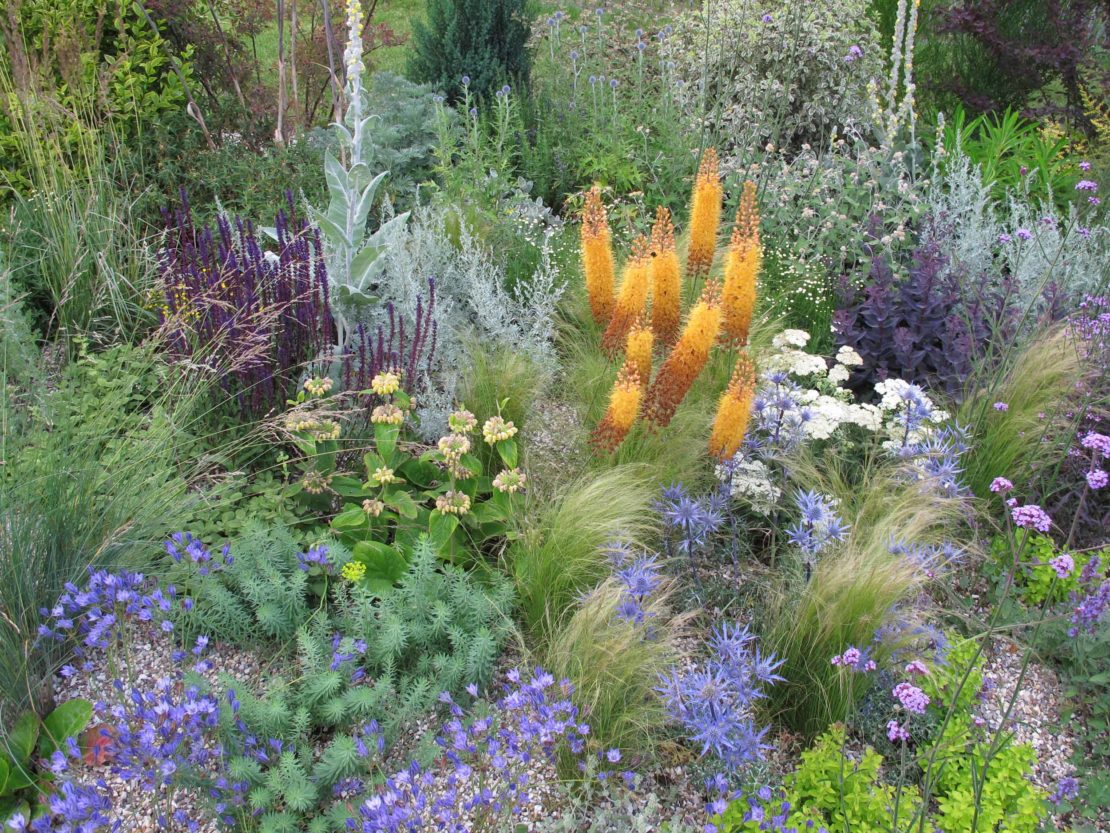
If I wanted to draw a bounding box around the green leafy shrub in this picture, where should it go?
[0,342,206,712]
[195,533,512,831]
[408,0,531,101]
[673,0,882,152]
[939,107,1078,209]
[987,534,1100,605]
[288,379,524,583]
[165,524,329,647]
[716,719,1046,833]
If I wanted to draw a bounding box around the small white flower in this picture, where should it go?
[772,329,811,349]
[835,345,863,366]
[827,364,851,385]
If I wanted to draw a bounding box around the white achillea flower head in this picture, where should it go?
[772,328,812,349]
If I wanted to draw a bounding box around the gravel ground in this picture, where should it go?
[54,620,261,832]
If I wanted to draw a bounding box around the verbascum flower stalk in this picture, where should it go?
[591,361,642,452]
[581,185,616,326]
[643,281,722,428]
[708,351,757,460]
[721,180,761,345]
[601,236,651,354]
[685,148,723,278]
[650,206,681,346]
[625,316,654,388]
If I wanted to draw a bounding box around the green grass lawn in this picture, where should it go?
[371,0,424,75]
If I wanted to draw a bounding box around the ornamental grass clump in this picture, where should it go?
[686,148,723,278]
[581,185,616,326]
[643,281,723,428]
[591,361,643,453]
[650,205,682,346]
[709,351,756,460]
[721,180,761,345]
[601,236,652,354]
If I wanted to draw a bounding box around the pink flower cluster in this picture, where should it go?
[1050,553,1075,580]
[830,646,876,672]
[990,477,1013,493]
[887,720,910,743]
[1010,503,1052,533]
[892,681,930,714]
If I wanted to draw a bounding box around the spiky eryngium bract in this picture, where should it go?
[686,148,723,278]
[722,180,761,345]
[591,362,643,452]
[625,317,654,388]
[581,185,616,326]
[601,236,652,354]
[709,351,757,459]
[644,281,722,428]
[650,206,682,346]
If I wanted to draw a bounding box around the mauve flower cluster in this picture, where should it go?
[353,668,585,831]
[830,645,876,672]
[658,623,782,770]
[1010,503,1053,533]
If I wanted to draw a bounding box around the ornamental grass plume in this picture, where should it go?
[625,316,654,388]
[650,206,682,346]
[591,361,642,452]
[685,148,723,278]
[643,280,722,428]
[709,351,757,459]
[601,236,652,354]
[581,185,616,326]
[721,180,761,345]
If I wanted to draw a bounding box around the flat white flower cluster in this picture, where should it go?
[718,330,950,509]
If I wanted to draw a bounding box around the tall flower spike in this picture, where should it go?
[625,315,654,388]
[686,148,723,278]
[709,351,757,459]
[650,206,681,346]
[643,281,722,428]
[581,185,616,326]
[721,180,761,345]
[591,361,642,452]
[601,236,652,354]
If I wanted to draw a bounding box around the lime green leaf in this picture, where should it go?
[373,423,400,462]
[6,714,39,767]
[352,541,407,594]
[331,506,368,532]
[496,438,518,468]
[384,489,419,519]
[428,513,459,553]
[39,699,92,757]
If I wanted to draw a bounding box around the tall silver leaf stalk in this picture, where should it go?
[310,0,409,351]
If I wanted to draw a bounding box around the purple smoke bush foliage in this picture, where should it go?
[658,623,782,771]
[159,192,335,418]
[834,222,1020,400]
